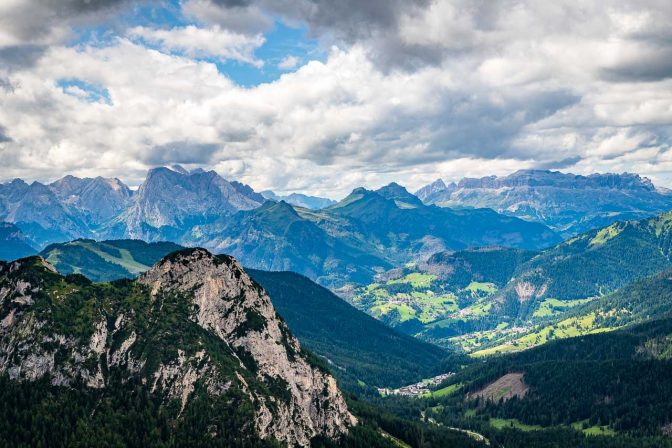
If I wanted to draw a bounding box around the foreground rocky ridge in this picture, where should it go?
[0,249,354,447]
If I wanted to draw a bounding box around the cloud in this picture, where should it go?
[0,125,12,143]
[0,45,48,70]
[278,55,299,70]
[0,0,132,47]
[0,0,671,196]
[128,25,265,66]
[183,0,273,34]
[143,141,221,165]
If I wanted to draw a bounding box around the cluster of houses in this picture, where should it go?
[378,372,454,397]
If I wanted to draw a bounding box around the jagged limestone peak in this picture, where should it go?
[0,247,355,447]
[139,247,356,445]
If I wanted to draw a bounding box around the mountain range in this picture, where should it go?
[261,190,336,209]
[0,166,265,248]
[416,169,672,237]
[6,166,672,446]
[36,239,449,389]
[1,167,560,288]
[184,183,558,288]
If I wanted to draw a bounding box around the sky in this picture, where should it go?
[0,0,671,198]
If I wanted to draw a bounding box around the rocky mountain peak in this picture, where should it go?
[139,248,249,301]
[415,178,448,201]
[349,187,370,196]
[48,175,133,227]
[138,248,356,445]
[113,167,265,240]
[376,182,423,206]
[169,164,189,175]
[0,248,354,447]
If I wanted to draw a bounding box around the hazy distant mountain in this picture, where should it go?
[49,175,133,227]
[182,200,392,287]
[0,166,267,247]
[0,222,36,260]
[1,169,558,290]
[326,183,559,257]
[0,179,89,247]
[104,166,264,240]
[261,190,336,209]
[416,169,672,237]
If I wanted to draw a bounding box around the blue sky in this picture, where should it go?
[69,1,325,87]
[215,22,324,87]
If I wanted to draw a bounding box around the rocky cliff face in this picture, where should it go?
[138,249,356,445]
[0,250,354,447]
[0,179,88,246]
[108,166,264,241]
[49,175,133,227]
[418,170,657,193]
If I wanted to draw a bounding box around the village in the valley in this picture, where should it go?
[378,372,455,397]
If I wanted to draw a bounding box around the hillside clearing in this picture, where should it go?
[470,373,528,402]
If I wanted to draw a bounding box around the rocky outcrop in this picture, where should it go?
[0,251,355,447]
[138,249,356,446]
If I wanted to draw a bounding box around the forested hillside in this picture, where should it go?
[40,239,183,282]
[249,269,453,391]
[373,319,672,448]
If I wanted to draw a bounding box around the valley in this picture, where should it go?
[5,0,672,444]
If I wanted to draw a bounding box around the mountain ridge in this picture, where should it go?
[0,249,355,446]
[261,190,336,210]
[416,169,672,237]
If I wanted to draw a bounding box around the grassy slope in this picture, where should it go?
[40,239,183,282]
[498,214,672,313]
[476,267,672,356]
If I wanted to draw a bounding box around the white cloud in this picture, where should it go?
[278,55,299,70]
[128,25,265,67]
[182,0,273,35]
[0,0,671,196]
